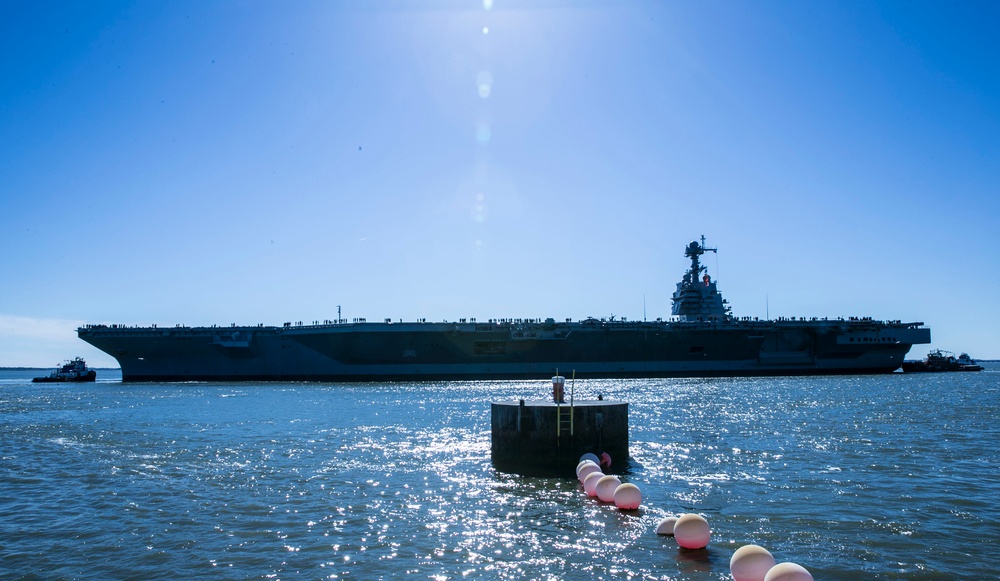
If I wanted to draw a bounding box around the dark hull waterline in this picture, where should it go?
[31,372,97,383]
[114,367,907,383]
[79,318,929,383]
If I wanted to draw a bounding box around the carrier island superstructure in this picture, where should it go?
[78,237,931,381]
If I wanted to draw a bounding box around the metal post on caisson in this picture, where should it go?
[570,370,575,434]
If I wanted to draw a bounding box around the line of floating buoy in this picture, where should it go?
[577,453,812,579]
[728,543,813,581]
[654,514,814,580]
[575,454,642,510]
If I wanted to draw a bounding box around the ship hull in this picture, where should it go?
[79,319,931,382]
[31,371,97,383]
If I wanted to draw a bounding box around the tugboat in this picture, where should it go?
[902,349,984,372]
[31,357,98,383]
[955,353,984,370]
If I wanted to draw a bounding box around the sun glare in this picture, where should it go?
[477,71,493,98]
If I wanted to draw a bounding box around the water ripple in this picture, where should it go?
[1,369,998,579]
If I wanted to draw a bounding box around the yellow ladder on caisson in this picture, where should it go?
[556,371,575,439]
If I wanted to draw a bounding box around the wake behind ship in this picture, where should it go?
[79,237,931,382]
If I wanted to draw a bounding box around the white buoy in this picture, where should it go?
[583,471,603,497]
[673,513,711,549]
[763,562,813,581]
[655,516,678,535]
[613,483,642,510]
[730,545,777,581]
[576,459,598,478]
[578,462,602,484]
[579,453,600,465]
[595,475,621,502]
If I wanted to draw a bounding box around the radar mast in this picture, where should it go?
[684,235,716,285]
[671,236,731,321]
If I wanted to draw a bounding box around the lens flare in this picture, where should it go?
[477,71,493,99]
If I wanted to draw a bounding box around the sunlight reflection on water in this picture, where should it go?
[0,369,997,579]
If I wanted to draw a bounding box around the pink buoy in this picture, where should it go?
[595,475,621,502]
[730,544,777,581]
[578,462,602,484]
[600,452,612,469]
[583,471,603,497]
[673,513,711,549]
[655,516,678,535]
[763,562,813,581]
[612,483,642,510]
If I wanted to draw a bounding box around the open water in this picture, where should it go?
[1,366,997,580]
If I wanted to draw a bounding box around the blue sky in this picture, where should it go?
[2,0,998,367]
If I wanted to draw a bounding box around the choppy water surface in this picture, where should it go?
[1,367,997,579]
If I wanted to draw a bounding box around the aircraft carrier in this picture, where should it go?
[78,237,931,381]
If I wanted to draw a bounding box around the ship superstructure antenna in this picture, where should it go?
[687,235,717,282]
[701,234,717,255]
[714,243,720,282]
[671,235,730,321]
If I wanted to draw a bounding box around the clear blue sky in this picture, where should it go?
[2,0,998,367]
